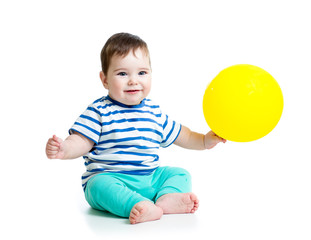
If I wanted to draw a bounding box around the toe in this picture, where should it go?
[129,215,136,224]
[131,208,140,216]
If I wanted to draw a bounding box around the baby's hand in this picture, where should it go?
[204,131,226,149]
[46,135,65,159]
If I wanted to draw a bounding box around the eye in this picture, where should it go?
[138,71,147,76]
[117,72,127,76]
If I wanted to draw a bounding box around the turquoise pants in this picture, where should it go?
[84,166,191,218]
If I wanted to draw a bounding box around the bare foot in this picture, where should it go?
[155,192,199,214]
[129,201,163,224]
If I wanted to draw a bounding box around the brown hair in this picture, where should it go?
[100,33,150,75]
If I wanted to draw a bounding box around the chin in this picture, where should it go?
[125,97,144,106]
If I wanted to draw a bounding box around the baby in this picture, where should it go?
[46,33,226,224]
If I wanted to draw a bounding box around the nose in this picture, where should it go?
[128,76,138,85]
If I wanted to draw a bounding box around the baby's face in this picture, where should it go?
[101,48,151,106]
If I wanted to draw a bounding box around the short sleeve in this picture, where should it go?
[160,113,181,148]
[69,105,102,145]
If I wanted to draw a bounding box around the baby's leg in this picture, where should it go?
[84,173,149,218]
[153,167,199,214]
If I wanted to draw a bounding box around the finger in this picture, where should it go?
[46,150,57,159]
[47,139,60,147]
[47,154,57,159]
[214,135,223,142]
[46,151,57,157]
[216,135,226,143]
[47,144,60,151]
[53,135,64,145]
[46,145,60,153]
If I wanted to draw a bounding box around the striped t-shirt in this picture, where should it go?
[69,95,181,189]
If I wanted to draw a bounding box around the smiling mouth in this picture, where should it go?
[124,90,141,93]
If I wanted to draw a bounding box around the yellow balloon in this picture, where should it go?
[203,64,284,142]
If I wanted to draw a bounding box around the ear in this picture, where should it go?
[100,71,109,89]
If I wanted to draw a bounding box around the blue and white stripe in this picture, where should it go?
[69,95,181,189]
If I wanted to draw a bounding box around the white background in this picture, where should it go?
[1,0,310,239]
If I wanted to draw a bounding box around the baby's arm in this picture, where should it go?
[46,132,94,160]
[174,126,226,150]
